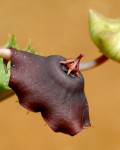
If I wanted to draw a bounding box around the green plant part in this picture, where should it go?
[0,35,36,101]
[89,9,120,62]
[0,58,13,100]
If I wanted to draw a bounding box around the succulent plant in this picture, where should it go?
[0,47,91,136]
[1,9,119,136]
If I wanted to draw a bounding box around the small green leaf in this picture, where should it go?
[0,58,13,101]
[10,34,19,49]
[3,38,11,48]
[24,39,31,51]
[24,39,37,54]
[3,34,19,49]
[0,35,37,101]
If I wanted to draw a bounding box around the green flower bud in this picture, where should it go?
[89,9,120,62]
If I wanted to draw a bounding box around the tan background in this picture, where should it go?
[0,0,120,150]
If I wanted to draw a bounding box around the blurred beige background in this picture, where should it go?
[0,0,120,150]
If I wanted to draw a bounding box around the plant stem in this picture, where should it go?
[0,48,11,60]
[80,54,109,71]
[0,48,109,71]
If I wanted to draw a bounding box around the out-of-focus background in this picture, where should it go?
[0,0,120,150]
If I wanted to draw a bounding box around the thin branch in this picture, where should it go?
[0,48,109,71]
[0,48,11,60]
[80,54,109,71]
